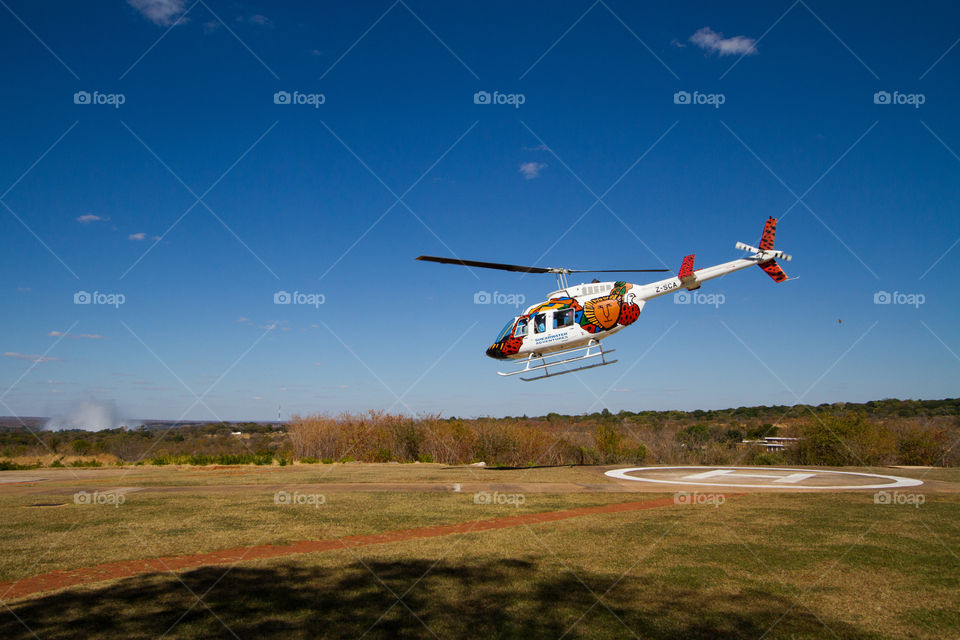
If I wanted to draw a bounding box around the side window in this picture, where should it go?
[554,309,574,328]
[513,318,528,337]
[534,313,547,334]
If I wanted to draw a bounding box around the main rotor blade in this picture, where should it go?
[566,269,670,273]
[415,256,551,273]
[416,256,670,274]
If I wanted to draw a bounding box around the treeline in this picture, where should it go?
[0,399,957,468]
[286,409,958,467]
[0,424,285,465]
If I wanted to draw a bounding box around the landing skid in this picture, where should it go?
[497,340,617,381]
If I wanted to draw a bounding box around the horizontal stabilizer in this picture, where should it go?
[760,259,788,282]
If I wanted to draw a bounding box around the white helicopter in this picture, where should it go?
[418,217,792,381]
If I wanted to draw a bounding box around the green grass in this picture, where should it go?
[0,465,958,638]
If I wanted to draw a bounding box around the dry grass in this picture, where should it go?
[0,465,958,638]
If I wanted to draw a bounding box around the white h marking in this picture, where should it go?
[682,469,816,484]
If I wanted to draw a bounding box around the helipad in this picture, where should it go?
[605,466,924,490]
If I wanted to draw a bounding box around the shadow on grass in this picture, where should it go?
[1,558,882,639]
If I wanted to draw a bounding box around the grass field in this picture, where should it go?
[1,464,958,639]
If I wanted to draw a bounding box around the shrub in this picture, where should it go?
[70,458,103,468]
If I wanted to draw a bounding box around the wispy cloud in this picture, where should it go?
[4,352,61,363]
[689,27,757,56]
[519,161,547,180]
[129,232,147,240]
[246,14,272,27]
[47,330,106,340]
[77,214,107,224]
[127,0,187,27]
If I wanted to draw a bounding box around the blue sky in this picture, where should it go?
[1,0,958,422]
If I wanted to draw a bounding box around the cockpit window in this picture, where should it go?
[495,319,515,342]
[513,318,529,338]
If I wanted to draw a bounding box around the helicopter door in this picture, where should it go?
[533,313,548,334]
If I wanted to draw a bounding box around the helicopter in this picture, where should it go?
[417,217,792,381]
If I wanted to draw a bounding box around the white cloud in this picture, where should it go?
[689,27,757,56]
[47,330,105,340]
[4,352,61,363]
[129,232,147,240]
[519,162,547,180]
[17,286,31,292]
[127,0,187,27]
[247,14,272,27]
[77,214,107,224]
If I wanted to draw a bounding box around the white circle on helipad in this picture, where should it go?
[604,466,923,490]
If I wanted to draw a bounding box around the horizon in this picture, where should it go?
[3,395,956,428]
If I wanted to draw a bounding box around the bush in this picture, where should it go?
[791,413,896,466]
[751,451,786,465]
[70,458,103,468]
[0,459,39,471]
[897,430,948,466]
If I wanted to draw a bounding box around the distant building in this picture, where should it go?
[740,436,799,452]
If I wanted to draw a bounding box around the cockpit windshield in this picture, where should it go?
[494,318,516,342]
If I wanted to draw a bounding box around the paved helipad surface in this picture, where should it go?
[604,466,926,490]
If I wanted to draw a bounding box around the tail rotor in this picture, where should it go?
[735,217,792,283]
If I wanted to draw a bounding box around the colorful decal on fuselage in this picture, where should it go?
[484,283,642,358]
